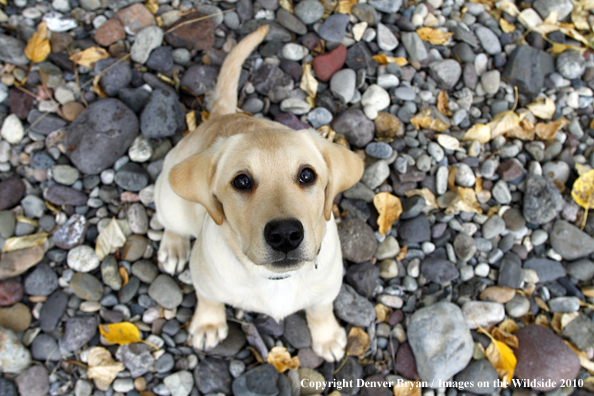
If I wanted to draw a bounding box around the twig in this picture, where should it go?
[164,9,235,35]
[74,65,88,107]
[80,54,131,89]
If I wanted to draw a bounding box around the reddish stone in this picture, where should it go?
[9,88,35,120]
[50,32,73,54]
[388,310,404,325]
[514,324,580,391]
[498,158,524,181]
[312,44,347,82]
[62,102,85,122]
[95,18,126,47]
[0,280,23,306]
[165,12,215,51]
[115,4,155,34]
[395,343,419,380]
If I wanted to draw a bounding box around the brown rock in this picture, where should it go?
[312,44,347,82]
[95,18,126,47]
[9,88,35,120]
[0,303,31,332]
[395,342,418,380]
[375,112,404,138]
[514,324,580,391]
[0,178,25,210]
[62,101,85,122]
[121,235,148,261]
[165,12,215,51]
[0,245,45,280]
[115,4,155,33]
[498,158,524,181]
[0,280,23,306]
[479,286,516,303]
[50,32,73,54]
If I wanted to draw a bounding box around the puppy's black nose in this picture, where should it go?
[264,219,304,253]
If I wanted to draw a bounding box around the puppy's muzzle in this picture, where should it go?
[264,218,304,255]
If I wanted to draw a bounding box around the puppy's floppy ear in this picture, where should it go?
[169,145,225,225]
[312,132,365,221]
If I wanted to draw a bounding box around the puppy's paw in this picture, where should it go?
[311,325,347,362]
[188,321,229,351]
[158,230,190,275]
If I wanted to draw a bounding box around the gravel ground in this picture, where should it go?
[1,0,594,395]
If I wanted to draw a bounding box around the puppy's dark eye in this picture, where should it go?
[233,174,252,190]
[299,168,316,185]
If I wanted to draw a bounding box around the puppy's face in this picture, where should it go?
[170,129,363,274]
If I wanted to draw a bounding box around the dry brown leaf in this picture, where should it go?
[565,341,594,373]
[437,90,451,116]
[506,119,536,140]
[416,27,454,45]
[279,0,293,12]
[548,42,587,55]
[445,187,483,214]
[410,109,448,132]
[70,47,110,68]
[396,245,407,261]
[536,10,561,35]
[375,304,392,322]
[535,314,550,328]
[463,123,491,143]
[87,347,125,391]
[551,312,563,334]
[476,322,516,386]
[527,96,556,120]
[300,63,318,99]
[488,110,520,138]
[500,18,516,33]
[572,169,594,229]
[475,177,483,194]
[535,118,568,140]
[24,21,50,63]
[561,312,579,329]
[535,296,550,312]
[499,1,520,16]
[336,0,358,13]
[448,166,458,193]
[267,346,300,373]
[346,327,370,359]
[572,7,590,30]
[372,54,408,66]
[491,327,519,349]
[320,0,338,18]
[583,286,594,298]
[95,218,126,260]
[405,188,438,209]
[119,267,129,287]
[3,233,48,252]
[373,192,402,235]
[498,318,520,334]
[186,111,196,132]
[393,381,422,396]
[92,75,108,98]
[145,0,158,13]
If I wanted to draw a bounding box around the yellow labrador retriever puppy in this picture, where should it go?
[154,25,364,361]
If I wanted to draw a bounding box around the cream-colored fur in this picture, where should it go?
[154,25,363,361]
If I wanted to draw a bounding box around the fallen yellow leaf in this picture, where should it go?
[527,96,556,120]
[119,267,129,287]
[565,340,594,374]
[70,46,110,68]
[95,218,126,260]
[405,188,438,209]
[488,110,520,138]
[572,169,594,229]
[535,118,568,140]
[476,322,516,386]
[372,54,408,66]
[548,42,587,56]
[24,21,50,63]
[437,90,451,116]
[99,322,143,345]
[279,0,293,12]
[92,75,108,98]
[498,318,520,334]
[300,63,318,99]
[506,118,535,140]
[267,346,300,373]
[3,233,48,252]
[448,166,458,193]
[373,192,402,236]
[410,109,449,132]
[145,0,158,13]
[336,0,358,13]
[186,111,196,132]
[445,187,483,214]
[346,327,370,359]
[500,18,516,33]
[87,347,125,391]
[463,123,491,143]
[375,303,392,322]
[416,27,453,45]
[491,327,519,349]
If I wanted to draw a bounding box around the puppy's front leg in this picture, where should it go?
[158,229,190,275]
[188,294,229,351]
[306,303,346,362]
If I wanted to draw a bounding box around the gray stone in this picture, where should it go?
[524,258,566,283]
[318,14,350,42]
[0,35,28,66]
[453,233,477,262]
[96,58,131,97]
[283,314,311,349]
[561,313,594,350]
[408,302,473,382]
[232,364,279,396]
[454,359,498,394]
[332,109,374,147]
[567,259,594,281]
[401,32,428,63]
[30,334,61,361]
[557,50,585,79]
[523,175,564,225]
[398,215,431,245]
[421,257,460,283]
[338,218,378,263]
[475,26,501,55]
[140,89,186,138]
[0,326,31,373]
[502,45,554,99]
[294,0,324,24]
[428,60,462,89]
[548,296,581,312]
[24,263,58,296]
[550,220,594,260]
[60,317,97,351]
[148,275,183,309]
[194,358,231,394]
[116,343,156,377]
[333,284,376,327]
[533,0,573,20]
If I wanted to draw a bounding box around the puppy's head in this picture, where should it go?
[169,129,363,273]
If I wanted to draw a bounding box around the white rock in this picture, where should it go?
[67,245,100,272]
[52,0,71,12]
[462,301,505,329]
[436,134,460,150]
[281,43,308,61]
[352,22,368,41]
[164,371,193,396]
[518,8,543,29]
[43,11,78,32]
[361,84,390,112]
[113,379,135,393]
[279,98,311,115]
[55,86,76,104]
[129,135,153,163]
[377,23,399,51]
[131,26,164,64]
[1,114,24,144]
[377,73,400,89]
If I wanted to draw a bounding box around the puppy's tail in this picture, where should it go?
[209,24,269,118]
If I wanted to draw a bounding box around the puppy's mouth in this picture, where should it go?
[264,257,306,274]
